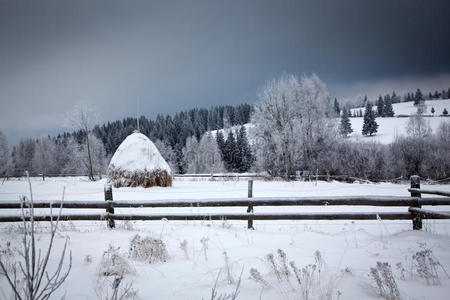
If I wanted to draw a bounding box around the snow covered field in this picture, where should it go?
[1,177,450,299]
[348,117,448,144]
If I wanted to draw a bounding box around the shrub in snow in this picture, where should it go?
[180,240,189,259]
[252,249,339,300]
[128,234,168,264]
[396,243,449,285]
[200,237,209,261]
[210,268,243,300]
[99,245,134,277]
[107,132,172,188]
[249,268,270,287]
[369,262,400,300]
[96,275,137,300]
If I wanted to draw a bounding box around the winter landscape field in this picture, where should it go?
[2,1,450,300]
[1,177,450,299]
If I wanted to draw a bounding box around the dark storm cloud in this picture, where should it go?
[0,0,449,143]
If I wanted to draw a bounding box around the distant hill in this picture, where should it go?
[350,99,450,117]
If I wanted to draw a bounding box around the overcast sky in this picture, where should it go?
[1,0,449,143]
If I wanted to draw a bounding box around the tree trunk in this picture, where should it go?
[86,132,94,181]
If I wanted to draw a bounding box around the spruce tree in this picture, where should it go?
[384,98,395,117]
[339,109,353,137]
[236,126,253,172]
[223,131,237,171]
[216,130,225,159]
[443,108,449,116]
[376,96,384,117]
[431,107,435,115]
[414,88,423,105]
[333,98,340,116]
[362,102,378,136]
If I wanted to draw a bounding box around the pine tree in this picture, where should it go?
[236,126,253,172]
[216,130,225,159]
[414,88,423,105]
[433,90,440,99]
[376,96,384,117]
[362,102,378,136]
[223,131,237,171]
[391,91,400,103]
[333,98,340,116]
[339,109,353,137]
[384,97,395,117]
[443,108,449,116]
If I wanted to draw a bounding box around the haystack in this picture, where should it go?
[107,131,172,188]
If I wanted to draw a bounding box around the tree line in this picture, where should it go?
[1,78,449,181]
[0,103,254,177]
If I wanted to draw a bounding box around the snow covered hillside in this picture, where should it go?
[1,178,450,299]
[210,100,450,145]
[351,99,450,116]
[348,117,448,144]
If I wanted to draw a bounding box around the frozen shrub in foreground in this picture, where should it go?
[96,275,137,300]
[249,268,270,287]
[99,244,134,276]
[129,234,168,263]
[180,240,189,259]
[396,243,449,285]
[254,249,338,300]
[369,262,400,300]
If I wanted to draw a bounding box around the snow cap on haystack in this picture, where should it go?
[107,131,172,188]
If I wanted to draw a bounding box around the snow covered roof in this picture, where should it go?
[108,132,172,174]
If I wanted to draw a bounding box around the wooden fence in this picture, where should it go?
[0,176,449,230]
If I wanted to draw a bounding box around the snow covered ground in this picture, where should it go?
[348,117,448,144]
[1,177,450,299]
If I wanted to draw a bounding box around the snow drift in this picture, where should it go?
[107,131,172,188]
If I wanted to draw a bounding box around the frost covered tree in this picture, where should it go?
[182,136,200,173]
[13,138,36,175]
[63,134,107,177]
[198,133,225,173]
[407,114,432,138]
[182,133,225,174]
[154,139,178,173]
[64,103,99,180]
[339,109,353,137]
[362,102,378,136]
[33,136,59,176]
[252,73,336,177]
[0,130,11,175]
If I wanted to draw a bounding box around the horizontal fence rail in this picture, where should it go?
[1,197,450,209]
[0,212,437,223]
[1,176,450,230]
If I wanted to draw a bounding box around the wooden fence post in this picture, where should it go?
[104,182,115,228]
[409,175,422,230]
[247,180,254,229]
